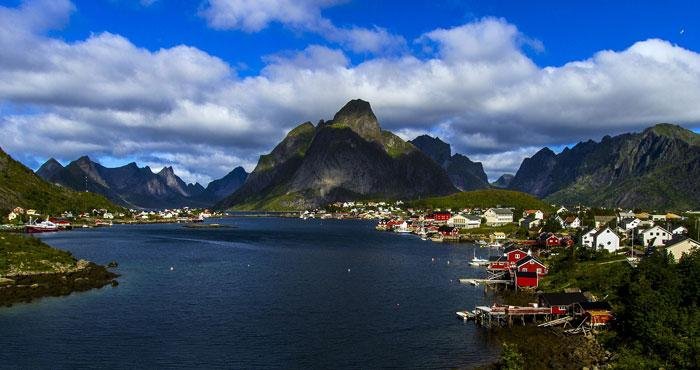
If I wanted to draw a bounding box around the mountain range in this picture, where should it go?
[22,98,700,211]
[216,99,457,210]
[508,123,700,209]
[36,157,248,209]
[408,135,489,191]
[0,147,116,214]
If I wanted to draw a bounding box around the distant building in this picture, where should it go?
[483,208,513,226]
[594,215,615,228]
[672,226,688,235]
[665,237,700,261]
[594,227,620,252]
[642,226,672,247]
[523,210,544,220]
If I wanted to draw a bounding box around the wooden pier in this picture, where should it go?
[472,305,556,327]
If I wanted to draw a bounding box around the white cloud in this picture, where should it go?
[199,0,405,54]
[2,2,700,183]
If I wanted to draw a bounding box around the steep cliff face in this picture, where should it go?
[409,135,489,191]
[217,99,457,210]
[509,124,700,209]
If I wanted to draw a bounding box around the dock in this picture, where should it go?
[472,305,557,327]
[459,278,511,286]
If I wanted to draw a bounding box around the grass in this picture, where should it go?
[0,233,77,276]
[539,249,632,302]
[459,223,518,236]
[0,148,119,215]
[408,189,552,211]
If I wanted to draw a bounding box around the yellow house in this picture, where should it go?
[665,238,700,261]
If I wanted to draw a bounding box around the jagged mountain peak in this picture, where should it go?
[327,99,382,142]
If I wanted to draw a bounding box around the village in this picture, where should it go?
[1,206,223,233]
[300,200,700,338]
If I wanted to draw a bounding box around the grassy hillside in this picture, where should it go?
[0,148,119,215]
[408,189,552,211]
[0,233,76,275]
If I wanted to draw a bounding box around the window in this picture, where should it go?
[522,268,528,272]
[515,254,520,259]
[537,268,542,273]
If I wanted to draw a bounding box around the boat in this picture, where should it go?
[393,222,412,233]
[25,218,59,233]
[487,241,502,248]
[94,220,113,227]
[469,250,489,266]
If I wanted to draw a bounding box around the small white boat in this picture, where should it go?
[469,250,489,266]
[487,241,502,248]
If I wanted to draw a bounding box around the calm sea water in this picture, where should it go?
[0,218,500,368]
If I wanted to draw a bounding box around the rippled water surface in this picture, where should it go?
[0,218,500,368]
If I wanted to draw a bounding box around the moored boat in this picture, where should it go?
[25,218,59,233]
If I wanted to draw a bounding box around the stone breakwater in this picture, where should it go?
[0,260,119,307]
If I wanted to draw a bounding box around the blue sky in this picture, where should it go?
[1,0,699,183]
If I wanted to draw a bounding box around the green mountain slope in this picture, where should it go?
[0,148,118,215]
[408,189,551,211]
[509,124,700,210]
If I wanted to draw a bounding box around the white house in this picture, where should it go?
[484,208,513,226]
[594,227,621,252]
[581,229,597,248]
[523,210,544,220]
[617,210,635,221]
[558,215,581,229]
[556,206,568,215]
[447,215,467,228]
[102,212,114,219]
[464,215,482,229]
[672,226,688,235]
[642,226,672,247]
[619,218,641,231]
[651,214,667,222]
[665,238,700,261]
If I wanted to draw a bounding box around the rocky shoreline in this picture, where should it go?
[0,260,119,307]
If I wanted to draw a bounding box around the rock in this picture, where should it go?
[0,278,15,286]
[76,259,91,270]
[106,261,118,268]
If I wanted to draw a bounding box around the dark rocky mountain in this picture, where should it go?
[217,99,457,210]
[508,123,700,209]
[409,135,489,191]
[36,158,247,209]
[203,167,248,201]
[35,158,64,180]
[491,174,514,188]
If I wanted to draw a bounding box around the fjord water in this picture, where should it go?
[0,218,499,368]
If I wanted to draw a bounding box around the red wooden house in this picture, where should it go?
[514,270,539,288]
[573,301,614,327]
[545,234,561,247]
[437,226,459,237]
[538,292,588,315]
[515,255,548,276]
[504,247,528,267]
[431,211,452,222]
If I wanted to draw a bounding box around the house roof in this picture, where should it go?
[665,236,700,248]
[594,227,617,238]
[503,246,526,254]
[515,270,538,278]
[578,301,613,311]
[643,226,670,235]
[488,208,513,215]
[539,292,588,306]
[516,255,545,267]
[564,216,578,224]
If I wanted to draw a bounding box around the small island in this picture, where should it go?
[0,233,119,307]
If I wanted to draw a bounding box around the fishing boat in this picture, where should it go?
[469,250,489,266]
[25,218,59,233]
[94,220,113,227]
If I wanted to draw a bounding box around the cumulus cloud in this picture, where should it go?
[2,2,700,183]
[199,0,406,54]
